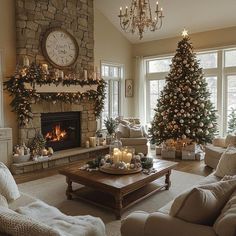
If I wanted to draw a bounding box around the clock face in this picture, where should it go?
[43,29,78,68]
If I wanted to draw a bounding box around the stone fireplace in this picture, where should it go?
[19,100,97,149]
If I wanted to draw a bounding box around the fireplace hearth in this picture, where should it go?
[41,112,81,151]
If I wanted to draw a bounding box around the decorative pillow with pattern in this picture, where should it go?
[0,194,8,208]
[0,162,20,202]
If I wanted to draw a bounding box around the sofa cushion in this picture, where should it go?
[0,162,20,202]
[120,138,148,146]
[130,127,143,138]
[0,206,59,236]
[225,134,236,147]
[214,189,236,236]
[118,123,130,138]
[170,179,236,225]
[0,195,8,208]
[215,146,236,178]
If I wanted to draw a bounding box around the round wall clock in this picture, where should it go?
[42,28,79,68]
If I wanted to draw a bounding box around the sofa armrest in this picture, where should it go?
[144,212,216,236]
[212,138,226,148]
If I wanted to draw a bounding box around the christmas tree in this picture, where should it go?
[149,30,217,145]
[228,108,236,133]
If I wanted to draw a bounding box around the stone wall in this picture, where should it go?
[15,0,97,147]
[16,0,94,73]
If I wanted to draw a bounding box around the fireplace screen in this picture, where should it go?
[41,112,81,151]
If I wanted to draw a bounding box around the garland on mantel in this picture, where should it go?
[4,63,106,126]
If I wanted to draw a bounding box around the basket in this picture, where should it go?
[13,154,31,163]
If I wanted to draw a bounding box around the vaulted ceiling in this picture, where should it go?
[95,0,236,44]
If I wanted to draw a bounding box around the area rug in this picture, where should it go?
[18,170,204,236]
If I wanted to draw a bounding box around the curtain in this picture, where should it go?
[134,56,146,124]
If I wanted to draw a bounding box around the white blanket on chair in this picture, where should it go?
[16,201,106,236]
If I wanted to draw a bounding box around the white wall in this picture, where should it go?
[94,8,134,118]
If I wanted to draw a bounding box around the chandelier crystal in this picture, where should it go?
[118,0,164,40]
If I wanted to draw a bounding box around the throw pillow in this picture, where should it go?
[225,134,236,147]
[118,123,130,138]
[215,146,236,178]
[214,189,236,236]
[130,126,143,138]
[0,206,59,236]
[0,195,8,208]
[170,179,236,225]
[0,162,20,202]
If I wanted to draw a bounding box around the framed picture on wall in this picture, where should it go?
[125,79,133,97]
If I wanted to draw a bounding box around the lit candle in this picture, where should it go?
[122,151,127,162]
[23,56,30,67]
[160,7,163,16]
[125,6,128,15]
[113,152,119,163]
[42,64,48,74]
[126,153,132,163]
[156,1,159,12]
[84,70,88,80]
[120,7,122,16]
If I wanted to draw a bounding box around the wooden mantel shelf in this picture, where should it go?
[11,146,109,175]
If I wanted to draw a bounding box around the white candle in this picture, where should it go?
[126,153,132,163]
[23,56,30,67]
[42,64,48,74]
[85,140,90,148]
[156,1,159,12]
[89,137,96,147]
[113,152,119,163]
[84,70,88,80]
[119,7,122,15]
[59,70,64,79]
[125,6,128,15]
[113,148,119,153]
[122,151,127,162]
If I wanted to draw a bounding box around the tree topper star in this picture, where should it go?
[182,29,188,37]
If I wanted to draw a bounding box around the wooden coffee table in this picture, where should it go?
[59,159,177,219]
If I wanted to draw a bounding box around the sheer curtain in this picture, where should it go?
[134,56,146,124]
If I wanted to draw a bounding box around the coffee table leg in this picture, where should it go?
[115,194,123,220]
[66,177,73,200]
[165,170,171,190]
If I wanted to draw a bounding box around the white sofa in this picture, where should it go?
[121,173,235,236]
[205,134,236,169]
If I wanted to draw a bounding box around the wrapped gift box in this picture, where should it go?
[161,149,176,159]
[182,150,196,160]
[156,146,162,155]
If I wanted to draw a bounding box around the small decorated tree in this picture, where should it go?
[149,30,218,145]
[228,108,236,134]
[30,132,46,156]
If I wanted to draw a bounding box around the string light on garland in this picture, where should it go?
[4,63,106,126]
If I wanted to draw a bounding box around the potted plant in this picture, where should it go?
[104,117,118,144]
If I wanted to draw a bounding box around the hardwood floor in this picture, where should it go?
[14,148,213,184]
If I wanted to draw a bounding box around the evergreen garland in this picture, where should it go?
[4,63,106,126]
[149,34,218,145]
[228,108,236,134]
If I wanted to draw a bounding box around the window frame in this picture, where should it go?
[100,62,123,128]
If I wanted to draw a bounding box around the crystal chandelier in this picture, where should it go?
[118,0,164,40]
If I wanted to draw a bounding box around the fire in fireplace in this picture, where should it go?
[41,112,81,151]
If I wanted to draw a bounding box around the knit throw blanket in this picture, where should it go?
[16,201,106,236]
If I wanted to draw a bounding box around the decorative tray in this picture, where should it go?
[99,166,142,175]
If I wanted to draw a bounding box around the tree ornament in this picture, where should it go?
[186,102,190,107]
[193,100,198,105]
[199,122,204,127]
[186,129,190,134]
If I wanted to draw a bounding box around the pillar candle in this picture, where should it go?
[23,56,30,67]
[113,152,119,164]
[85,141,90,148]
[89,137,96,147]
[84,70,88,80]
[126,153,132,164]
[59,70,64,79]
[122,151,127,162]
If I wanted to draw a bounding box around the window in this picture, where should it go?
[146,57,171,122]
[101,63,122,128]
[144,47,236,135]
